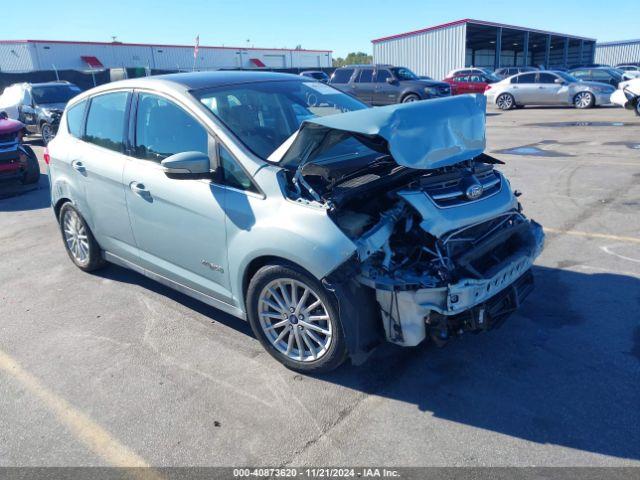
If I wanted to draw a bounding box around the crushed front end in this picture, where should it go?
[275,95,545,352]
[0,119,29,182]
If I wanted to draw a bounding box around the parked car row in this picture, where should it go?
[0,81,82,145]
[485,70,615,110]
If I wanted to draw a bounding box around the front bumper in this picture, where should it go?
[375,220,544,346]
[594,91,614,106]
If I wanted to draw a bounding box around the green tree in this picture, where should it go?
[332,52,373,67]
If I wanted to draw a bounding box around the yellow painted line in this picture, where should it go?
[544,227,640,245]
[0,348,159,474]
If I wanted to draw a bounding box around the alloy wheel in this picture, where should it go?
[62,209,90,264]
[574,92,593,108]
[258,278,333,362]
[41,124,54,145]
[496,94,513,110]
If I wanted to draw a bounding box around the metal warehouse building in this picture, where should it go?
[595,39,640,66]
[372,19,596,80]
[0,39,332,73]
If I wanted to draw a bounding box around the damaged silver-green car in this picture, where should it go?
[50,72,544,373]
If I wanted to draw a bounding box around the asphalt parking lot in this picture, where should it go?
[0,105,639,467]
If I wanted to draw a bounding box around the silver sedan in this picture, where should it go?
[485,70,615,110]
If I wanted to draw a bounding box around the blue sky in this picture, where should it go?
[5,0,639,57]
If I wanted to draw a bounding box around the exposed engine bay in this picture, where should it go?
[283,153,544,348]
[275,95,544,350]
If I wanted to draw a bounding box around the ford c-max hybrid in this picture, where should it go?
[48,72,544,373]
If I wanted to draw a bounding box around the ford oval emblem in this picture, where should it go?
[465,183,484,200]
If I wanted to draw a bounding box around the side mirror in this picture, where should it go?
[386,77,397,85]
[161,151,212,179]
[554,78,565,84]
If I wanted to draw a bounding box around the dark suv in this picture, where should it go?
[330,65,450,105]
[0,81,81,145]
[568,67,623,88]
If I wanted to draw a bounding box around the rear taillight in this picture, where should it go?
[43,147,51,165]
[484,84,492,92]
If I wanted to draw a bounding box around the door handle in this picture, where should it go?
[129,181,149,196]
[71,160,85,173]
[512,86,518,89]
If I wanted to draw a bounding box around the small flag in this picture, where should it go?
[194,35,199,59]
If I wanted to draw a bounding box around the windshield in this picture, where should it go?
[31,85,81,105]
[554,71,579,83]
[306,72,328,80]
[609,69,624,79]
[390,67,418,80]
[197,80,368,160]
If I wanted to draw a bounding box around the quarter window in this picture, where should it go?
[66,100,87,138]
[134,93,208,162]
[331,69,354,84]
[218,144,257,193]
[84,92,129,152]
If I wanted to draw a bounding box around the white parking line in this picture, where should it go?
[544,227,640,245]
[0,348,156,471]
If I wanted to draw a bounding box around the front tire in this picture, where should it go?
[496,93,515,110]
[41,122,54,145]
[574,91,595,109]
[401,93,420,103]
[246,263,347,373]
[635,99,640,117]
[58,203,105,272]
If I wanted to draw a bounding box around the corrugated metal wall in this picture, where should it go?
[0,43,38,73]
[372,23,466,80]
[595,40,640,66]
[0,42,332,73]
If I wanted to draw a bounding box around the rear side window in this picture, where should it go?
[135,93,208,162]
[331,69,354,84]
[538,73,557,84]
[84,92,129,152]
[66,100,87,138]
[356,69,373,82]
[517,73,537,84]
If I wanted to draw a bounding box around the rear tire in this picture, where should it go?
[574,91,595,109]
[20,146,40,185]
[58,203,105,272]
[496,93,515,110]
[635,99,640,117]
[246,263,348,374]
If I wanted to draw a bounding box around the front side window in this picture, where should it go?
[330,69,354,84]
[218,144,258,193]
[197,80,368,160]
[66,100,87,138]
[571,70,589,79]
[135,93,208,162]
[375,69,392,83]
[390,67,418,80]
[356,69,373,83]
[84,92,129,152]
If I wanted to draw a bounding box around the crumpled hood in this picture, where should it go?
[271,94,486,170]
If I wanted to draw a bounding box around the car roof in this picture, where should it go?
[65,71,310,106]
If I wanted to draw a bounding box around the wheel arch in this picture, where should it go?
[241,255,316,307]
[53,197,72,220]
[400,90,422,102]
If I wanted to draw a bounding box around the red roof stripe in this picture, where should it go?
[371,18,596,43]
[0,39,332,53]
